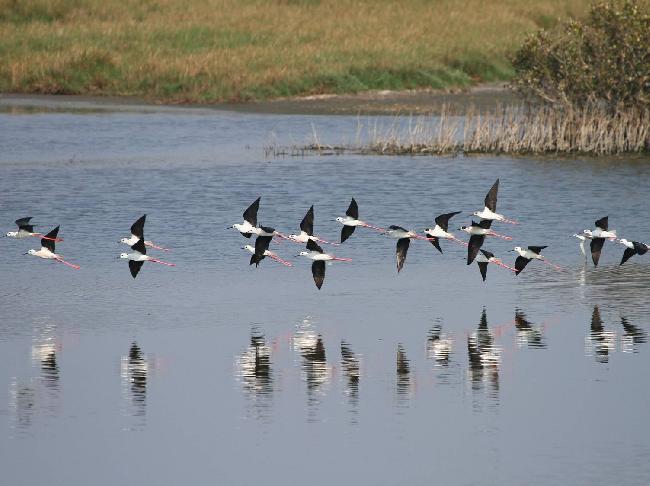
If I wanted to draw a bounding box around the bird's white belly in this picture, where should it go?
[426,226,452,238]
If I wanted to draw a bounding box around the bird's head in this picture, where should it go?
[28,249,37,256]
[472,211,481,218]
[243,245,254,252]
[583,229,592,237]
[5,231,17,237]
[298,251,309,257]
[513,246,523,253]
[119,253,129,259]
[119,237,130,244]
[335,217,344,223]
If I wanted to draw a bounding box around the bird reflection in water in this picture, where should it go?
[514,309,546,349]
[585,306,616,363]
[621,316,647,353]
[340,341,360,409]
[467,308,500,400]
[293,320,331,418]
[426,324,452,365]
[396,344,412,404]
[121,342,148,428]
[236,330,273,420]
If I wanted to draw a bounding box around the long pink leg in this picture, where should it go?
[145,241,171,252]
[332,257,352,262]
[493,260,517,273]
[450,236,469,247]
[489,232,513,241]
[361,223,385,232]
[501,217,519,225]
[268,254,293,267]
[33,234,64,243]
[541,259,565,272]
[55,258,80,270]
[314,236,339,246]
[148,258,176,267]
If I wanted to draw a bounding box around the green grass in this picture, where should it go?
[0,0,593,103]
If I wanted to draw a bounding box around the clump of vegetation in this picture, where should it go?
[512,0,650,109]
[292,104,649,156]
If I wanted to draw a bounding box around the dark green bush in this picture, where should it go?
[512,0,650,109]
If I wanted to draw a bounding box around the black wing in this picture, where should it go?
[634,241,648,255]
[527,245,547,255]
[484,179,499,212]
[514,309,532,329]
[243,197,261,226]
[130,214,146,239]
[434,211,461,231]
[311,260,326,289]
[259,225,275,234]
[590,237,605,266]
[477,262,489,281]
[346,198,359,219]
[477,219,492,229]
[467,234,485,264]
[591,306,604,332]
[15,217,34,232]
[429,236,443,254]
[620,247,637,266]
[128,260,144,279]
[306,238,324,253]
[341,225,356,243]
[479,249,494,259]
[300,206,314,235]
[396,238,410,273]
[389,225,407,232]
[594,216,608,231]
[41,226,59,253]
[250,253,265,267]
[254,235,273,255]
[131,238,146,255]
[514,256,530,275]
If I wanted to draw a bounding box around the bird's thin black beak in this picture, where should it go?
[22,252,28,255]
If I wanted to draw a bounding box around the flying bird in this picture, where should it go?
[385,225,430,273]
[424,211,467,253]
[572,233,588,260]
[25,226,79,269]
[288,206,338,245]
[230,197,261,238]
[336,198,384,243]
[472,179,518,224]
[120,214,170,251]
[298,239,351,289]
[6,217,62,242]
[617,239,649,265]
[584,216,616,266]
[243,234,292,267]
[475,249,517,281]
[119,238,175,278]
[460,220,511,265]
[509,246,562,274]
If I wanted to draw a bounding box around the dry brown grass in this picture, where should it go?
[296,104,650,155]
[0,0,592,102]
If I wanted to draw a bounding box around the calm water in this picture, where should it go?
[1,102,650,485]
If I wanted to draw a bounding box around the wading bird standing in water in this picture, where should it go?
[120,214,170,251]
[288,205,338,245]
[25,226,79,270]
[472,179,518,225]
[298,239,351,289]
[336,198,384,243]
[6,217,63,242]
[119,239,175,278]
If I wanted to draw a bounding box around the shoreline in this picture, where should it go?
[0,83,518,116]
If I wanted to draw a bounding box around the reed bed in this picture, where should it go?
[295,104,649,156]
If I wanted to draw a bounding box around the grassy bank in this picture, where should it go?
[0,0,592,103]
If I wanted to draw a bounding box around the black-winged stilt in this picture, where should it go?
[288,206,338,245]
[230,197,261,238]
[461,220,512,265]
[385,225,430,273]
[423,211,466,253]
[336,198,384,243]
[617,239,649,265]
[584,216,616,266]
[472,179,518,224]
[475,249,517,281]
[120,214,170,251]
[25,226,79,269]
[298,239,351,289]
[509,246,563,274]
[119,238,175,278]
[243,235,292,267]
[572,233,588,260]
[6,217,62,242]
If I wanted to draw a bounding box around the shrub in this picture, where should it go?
[512,0,650,109]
